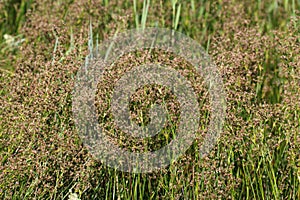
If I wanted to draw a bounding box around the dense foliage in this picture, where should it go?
[0,0,299,199]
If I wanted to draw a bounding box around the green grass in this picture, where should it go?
[0,0,32,71]
[0,0,299,199]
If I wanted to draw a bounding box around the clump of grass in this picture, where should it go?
[0,0,299,199]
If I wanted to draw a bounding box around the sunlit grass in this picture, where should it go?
[0,0,299,199]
